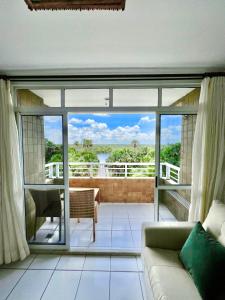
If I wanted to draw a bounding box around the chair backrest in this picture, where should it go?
[70,189,95,219]
[29,189,48,217]
[29,189,61,217]
[203,200,225,246]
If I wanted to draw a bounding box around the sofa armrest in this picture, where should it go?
[142,222,196,250]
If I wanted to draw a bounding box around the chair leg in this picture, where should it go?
[94,206,98,223]
[93,218,96,242]
[98,191,100,205]
[51,217,54,222]
[59,217,62,241]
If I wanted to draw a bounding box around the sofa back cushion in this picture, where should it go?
[203,200,225,246]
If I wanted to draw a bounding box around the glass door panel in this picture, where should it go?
[158,189,190,222]
[159,114,196,185]
[22,115,64,185]
[155,113,197,221]
[24,187,65,244]
[22,115,66,245]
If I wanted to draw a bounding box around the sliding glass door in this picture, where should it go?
[16,84,200,250]
[154,86,200,222]
[21,114,68,247]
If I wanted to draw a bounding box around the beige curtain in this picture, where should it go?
[189,77,225,222]
[0,79,30,264]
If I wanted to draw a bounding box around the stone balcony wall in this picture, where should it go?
[69,178,155,203]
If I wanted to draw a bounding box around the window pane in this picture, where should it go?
[65,89,109,107]
[25,187,65,245]
[22,115,63,184]
[113,89,158,106]
[160,114,196,185]
[17,89,61,107]
[162,88,200,107]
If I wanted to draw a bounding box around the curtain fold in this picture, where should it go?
[189,77,225,222]
[0,79,30,264]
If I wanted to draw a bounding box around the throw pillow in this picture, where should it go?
[179,222,225,300]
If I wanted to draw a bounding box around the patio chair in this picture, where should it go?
[29,189,62,241]
[69,189,98,242]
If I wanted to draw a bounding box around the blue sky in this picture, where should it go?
[44,114,181,145]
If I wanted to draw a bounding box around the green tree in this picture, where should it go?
[80,151,99,162]
[107,146,155,163]
[83,139,93,149]
[160,143,181,166]
[68,148,82,162]
[131,139,139,149]
[94,145,112,154]
[49,153,63,162]
[138,146,155,162]
[73,141,80,147]
[68,147,99,163]
[45,139,62,163]
[107,146,155,177]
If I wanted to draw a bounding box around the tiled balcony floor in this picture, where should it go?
[70,203,176,251]
[32,203,176,251]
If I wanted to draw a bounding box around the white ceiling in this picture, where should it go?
[0,0,225,72]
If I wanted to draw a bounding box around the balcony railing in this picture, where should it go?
[45,162,180,183]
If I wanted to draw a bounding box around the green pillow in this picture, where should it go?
[179,222,225,300]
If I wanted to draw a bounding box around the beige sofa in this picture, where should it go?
[142,201,225,300]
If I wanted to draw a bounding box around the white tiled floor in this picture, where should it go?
[70,203,176,250]
[0,254,150,300]
[0,269,25,300]
[31,203,176,250]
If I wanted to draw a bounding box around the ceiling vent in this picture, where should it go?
[24,0,126,11]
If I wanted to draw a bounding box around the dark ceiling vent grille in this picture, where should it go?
[24,0,126,11]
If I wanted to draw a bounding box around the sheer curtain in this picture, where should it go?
[189,77,225,222]
[0,79,30,264]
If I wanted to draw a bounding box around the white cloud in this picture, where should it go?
[84,119,96,125]
[45,117,179,146]
[138,116,156,124]
[161,125,181,145]
[68,121,155,145]
[45,127,63,144]
[69,117,83,124]
[91,122,108,130]
[83,118,108,129]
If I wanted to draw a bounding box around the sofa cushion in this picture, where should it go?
[203,200,225,246]
[149,266,201,300]
[180,222,225,300]
[142,247,183,272]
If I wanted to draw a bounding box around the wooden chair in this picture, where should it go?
[29,189,62,241]
[69,189,97,242]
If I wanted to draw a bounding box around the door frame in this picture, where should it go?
[14,82,199,250]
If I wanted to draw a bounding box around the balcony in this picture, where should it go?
[25,161,182,250]
[45,162,180,182]
[45,161,180,203]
